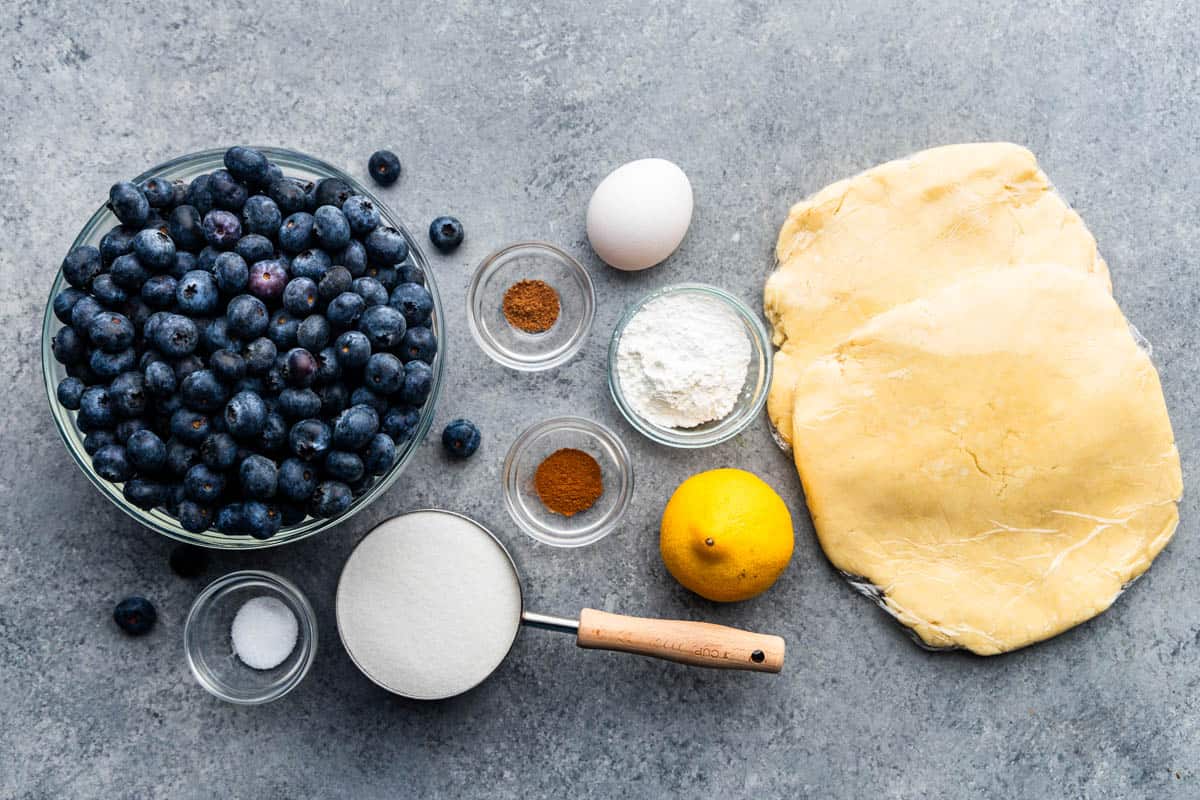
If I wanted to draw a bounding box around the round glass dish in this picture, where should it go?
[607,283,772,448]
[502,417,633,547]
[184,570,317,705]
[40,147,444,549]
[467,242,595,371]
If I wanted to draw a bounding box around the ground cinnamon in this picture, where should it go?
[534,448,603,516]
[502,280,560,333]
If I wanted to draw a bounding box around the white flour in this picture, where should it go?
[335,511,523,699]
[616,293,751,428]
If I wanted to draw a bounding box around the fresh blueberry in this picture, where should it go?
[126,429,167,472]
[365,264,398,291]
[365,226,409,267]
[309,480,353,517]
[225,294,269,339]
[200,432,238,470]
[389,282,434,326]
[243,500,282,539]
[176,270,220,315]
[93,443,133,481]
[213,252,249,294]
[281,347,317,388]
[109,182,151,226]
[442,418,480,458]
[242,336,277,374]
[289,418,332,461]
[332,404,380,450]
[334,330,371,369]
[278,387,322,420]
[400,326,437,363]
[291,248,330,281]
[99,225,138,265]
[224,390,268,439]
[341,195,380,237]
[165,439,200,476]
[224,146,270,185]
[277,458,317,502]
[364,352,404,395]
[140,274,178,309]
[268,177,307,214]
[313,177,355,209]
[208,349,245,383]
[367,150,402,186]
[53,287,87,324]
[279,212,315,253]
[62,245,103,288]
[428,216,464,253]
[51,326,86,365]
[171,408,211,444]
[185,463,225,503]
[152,313,198,358]
[186,174,216,216]
[57,376,86,410]
[312,205,351,251]
[324,450,364,483]
[144,360,177,396]
[247,258,289,302]
[399,359,433,405]
[241,194,282,236]
[91,273,128,306]
[326,291,366,329]
[113,596,156,636]
[282,277,319,317]
[319,383,349,417]
[208,169,248,212]
[297,315,331,352]
[381,405,420,441]
[317,266,353,303]
[168,205,205,252]
[177,503,214,534]
[70,294,104,332]
[334,239,368,277]
[199,317,238,355]
[234,233,274,263]
[363,433,397,475]
[398,263,426,287]
[88,311,135,352]
[268,311,299,348]
[196,246,221,272]
[358,304,406,350]
[83,429,117,455]
[239,454,278,499]
[349,387,388,417]
[258,412,289,453]
[215,502,246,534]
[202,209,242,250]
[132,227,176,271]
[124,478,167,510]
[140,176,175,209]
[90,347,137,380]
[109,371,147,417]
[352,276,389,307]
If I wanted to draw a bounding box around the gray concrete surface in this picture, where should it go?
[2,1,1198,797]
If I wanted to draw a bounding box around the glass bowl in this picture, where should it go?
[466,241,595,371]
[40,147,444,549]
[607,283,772,448]
[184,570,317,705]
[502,417,634,547]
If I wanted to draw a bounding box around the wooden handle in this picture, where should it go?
[575,609,785,673]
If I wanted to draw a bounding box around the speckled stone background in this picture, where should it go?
[2,1,1198,797]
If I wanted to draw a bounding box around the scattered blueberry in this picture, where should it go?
[442,418,480,458]
[428,216,464,253]
[113,596,157,635]
[367,150,402,186]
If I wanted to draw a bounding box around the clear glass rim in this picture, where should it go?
[606,282,773,449]
[183,569,318,705]
[465,241,595,371]
[40,146,445,549]
[501,416,634,548]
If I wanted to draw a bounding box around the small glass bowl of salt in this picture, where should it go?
[184,570,318,705]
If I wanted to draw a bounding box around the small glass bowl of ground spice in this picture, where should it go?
[468,242,595,371]
[503,416,633,547]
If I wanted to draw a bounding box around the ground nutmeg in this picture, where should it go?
[534,448,603,516]
[503,279,560,333]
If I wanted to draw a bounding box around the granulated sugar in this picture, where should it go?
[335,511,523,699]
[231,596,298,670]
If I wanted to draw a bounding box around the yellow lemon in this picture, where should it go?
[660,468,794,602]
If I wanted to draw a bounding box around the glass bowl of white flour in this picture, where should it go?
[607,283,772,448]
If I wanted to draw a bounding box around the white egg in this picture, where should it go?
[586,158,693,271]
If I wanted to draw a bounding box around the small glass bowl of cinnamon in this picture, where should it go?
[502,416,634,547]
[467,242,595,371]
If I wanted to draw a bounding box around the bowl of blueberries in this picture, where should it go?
[42,146,443,548]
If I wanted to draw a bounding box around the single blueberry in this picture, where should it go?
[278,457,318,502]
[144,360,177,396]
[400,326,437,363]
[268,177,307,214]
[124,478,167,510]
[215,502,247,534]
[109,182,151,226]
[242,336,277,375]
[367,150,402,186]
[291,248,331,281]
[62,245,103,288]
[213,252,249,294]
[241,194,282,236]
[223,146,270,185]
[140,274,178,309]
[365,226,409,267]
[165,439,200,476]
[282,347,317,388]
[363,433,397,475]
[152,313,199,358]
[297,314,331,351]
[171,408,211,445]
[225,294,269,339]
[399,360,433,405]
[186,174,216,216]
[334,239,368,277]
[109,371,147,417]
[352,276,389,307]
[167,205,205,252]
[176,270,220,315]
[243,500,282,539]
[209,349,246,384]
[126,429,167,473]
[234,233,274,263]
[51,326,86,366]
[100,225,138,265]
[364,352,404,395]
[334,330,371,369]
[177,504,214,534]
[93,443,133,482]
[69,295,104,332]
[113,596,157,636]
[239,453,278,499]
[442,418,480,459]
[279,387,322,420]
[332,404,380,451]
[224,390,268,439]
[358,304,406,351]
[282,277,319,317]
[268,311,300,349]
[209,169,248,212]
[90,347,138,381]
[309,480,353,518]
[247,259,289,302]
[109,253,152,291]
[389,282,434,326]
[88,311,135,352]
[185,463,225,503]
[341,195,380,237]
[313,177,355,209]
[140,177,175,208]
[258,412,288,453]
[289,419,332,462]
[182,369,227,413]
[57,376,86,410]
[200,432,239,470]
[91,273,128,306]
[428,216,464,253]
[279,212,315,253]
[132,227,176,271]
[314,205,351,250]
[324,450,364,483]
[398,263,426,287]
[381,405,420,442]
[203,209,242,250]
[318,266,354,302]
[326,291,366,329]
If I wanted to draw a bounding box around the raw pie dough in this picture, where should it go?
[790,264,1181,654]
[765,142,1110,448]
